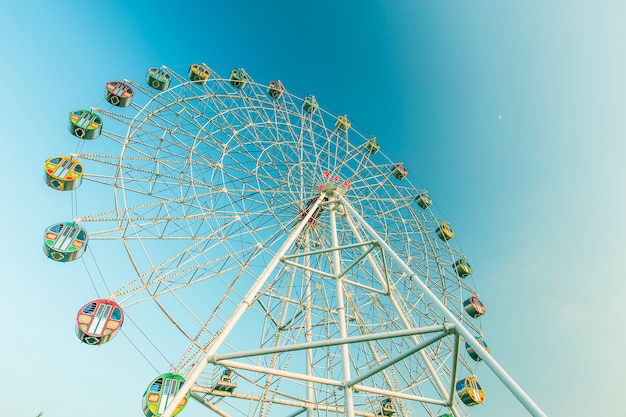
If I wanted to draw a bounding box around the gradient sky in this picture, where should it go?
[1,1,625,416]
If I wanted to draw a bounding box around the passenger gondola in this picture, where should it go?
[456,376,485,406]
[105,81,134,107]
[377,397,396,416]
[415,192,432,209]
[463,296,486,318]
[142,373,189,417]
[146,67,171,90]
[466,337,490,362]
[453,258,473,278]
[188,64,210,84]
[213,367,237,393]
[44,156,83,191]
[391,163,408,180]
[75,299,124,345]
[68,109,102,139]
[365,137,380,154]
[335,115,351,132]
[303,95,318,113]
[436,223,455,241]
[267,80,285,98]
[43,222,88,262]
[230,68,248,88]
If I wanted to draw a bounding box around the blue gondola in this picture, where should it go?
[43,222,88,262]
[465,337,490,362]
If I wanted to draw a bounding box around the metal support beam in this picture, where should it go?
[160,195,327,417]
[336,192,548,417]
[212,325,450,362]
[345,331,449,387]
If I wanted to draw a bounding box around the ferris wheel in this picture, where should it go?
[43,64,546,417]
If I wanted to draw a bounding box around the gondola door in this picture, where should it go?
[158,377,181,415]
[88,303,112,336]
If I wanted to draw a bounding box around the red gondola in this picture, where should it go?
[463,296,486,318]
[391,163,408,180]
[76,299,124,345]
[105,81,134,107]
[268,80,285,99]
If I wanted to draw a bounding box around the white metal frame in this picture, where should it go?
[160,186,547,417]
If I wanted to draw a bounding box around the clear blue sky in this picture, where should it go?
[1,1,625,416]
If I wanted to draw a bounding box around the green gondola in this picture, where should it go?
[303,95,318,113]
[142,373,189,417]
[147,67,171,90]
[415,192,432,209]
[453,258,473,278]
[230,68,248,88]
[68,110,102,139]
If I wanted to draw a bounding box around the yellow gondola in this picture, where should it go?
[456,376,485,406]
[436,222,455,241]
[44,156,83,191]
[335,115,351,132]
[188,64,210,84]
